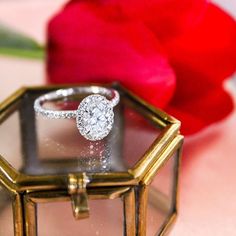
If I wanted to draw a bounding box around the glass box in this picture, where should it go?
[0,84,183,236]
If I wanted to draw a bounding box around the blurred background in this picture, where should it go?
[0,1,236,236]
[0,0,235,100]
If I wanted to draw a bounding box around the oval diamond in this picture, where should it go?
[76,95,114,141]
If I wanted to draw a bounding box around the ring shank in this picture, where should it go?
[34,86,120,119]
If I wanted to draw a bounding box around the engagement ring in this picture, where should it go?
[34,86,120,141]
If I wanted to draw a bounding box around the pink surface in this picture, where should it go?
[0,1,236,235]
[170,84,236,235]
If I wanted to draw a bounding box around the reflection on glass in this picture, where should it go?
[0,111,23,170]
[38,198,123,236]
[122,108,161,167]
[0,185,14,236]
[0,90,161,175]
[147,153,177,236]
[36,111,113,174]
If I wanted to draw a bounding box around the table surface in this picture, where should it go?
[0,1,236,235]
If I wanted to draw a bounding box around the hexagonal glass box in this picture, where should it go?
[0,84,183,236]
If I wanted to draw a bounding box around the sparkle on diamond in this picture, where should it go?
[76,95,114,141]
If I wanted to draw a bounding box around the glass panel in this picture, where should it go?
[0,90,161,175]
[34,100,161,174]
[0,111,23,170]
[122,107,161,168]
[0,185,14,236]
[147,152,178,236]
[38,198,123,236]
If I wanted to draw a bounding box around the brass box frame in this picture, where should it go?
[0,84,183,236]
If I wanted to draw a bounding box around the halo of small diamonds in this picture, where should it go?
[76,95,114,141]
[34,86,119,141]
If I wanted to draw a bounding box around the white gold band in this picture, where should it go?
[34,86,120,141]
[34,86,120,119]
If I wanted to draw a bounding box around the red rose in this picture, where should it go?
[47,0,236,135]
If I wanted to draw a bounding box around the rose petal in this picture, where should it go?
[47,2,176,108]
[47,1,235,135]
[166,74,234,135]
[164,3,236,82]
[161,3,236,134]
[97,0,208,40]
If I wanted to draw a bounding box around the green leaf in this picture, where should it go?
[0,23,44,59]
[0,47,44,59]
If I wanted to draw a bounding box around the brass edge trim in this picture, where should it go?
[159,212,177,236]
[16,172,137,192]
[12,193,24,236]
[174,139,183,214]
[0,87,26,112]
[23,194,37,236]
[123,187,136,236]
[141,135,183,186]
[137,185,148,236]
[0,87,26,122]
[25,187,130,203]
[0,155,20,193]
[130,123,180,180]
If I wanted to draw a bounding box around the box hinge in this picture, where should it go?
[68,173,90,220]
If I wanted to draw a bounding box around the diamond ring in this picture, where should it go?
[34,86,120,141]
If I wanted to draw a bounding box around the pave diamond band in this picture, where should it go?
[34,86,120,141]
